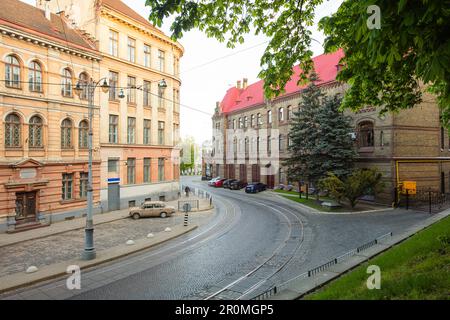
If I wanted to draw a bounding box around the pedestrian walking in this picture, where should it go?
[185,186,191,197]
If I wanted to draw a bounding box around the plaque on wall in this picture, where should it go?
[20,168,37,179]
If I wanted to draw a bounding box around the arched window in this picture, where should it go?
[244,137,249,155]
[79,120,89,149]
[5,55,21,88]
[61,68,73,97]
[61,118,73,148]
[29,115,43,148]
[278,107,284,122]
[359,121,374,148]
[232,119,236,130]
[257,113,262,126]
[244,116,248,128]
[28,61,42,92]
[5,113,21,147]
[78,72,89,100]
[250,114,255,127]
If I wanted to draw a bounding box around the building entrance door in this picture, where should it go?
[15,192,37,224]
[108,183,120,211]
[266,175,275,189]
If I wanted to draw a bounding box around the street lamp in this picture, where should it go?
[74,77,110,261]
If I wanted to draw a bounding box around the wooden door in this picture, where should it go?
[15,192,37,224]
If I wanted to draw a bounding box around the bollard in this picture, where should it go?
[428,190,432,214]
[184,212,188,226]
[406,189,409,210]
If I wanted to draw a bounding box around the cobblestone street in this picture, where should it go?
[0,210,214,278]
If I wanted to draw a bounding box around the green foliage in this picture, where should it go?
[318,173,346,204]
[284,75,356,186]
[145,0,324,98]
[320,0,450,118]
[146,0,450,122]
[307,216,450,300]
[319,168,385,208]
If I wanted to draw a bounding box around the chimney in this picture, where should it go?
[44,0,51,21]
[243,78,248,89]
[236,80,242,89]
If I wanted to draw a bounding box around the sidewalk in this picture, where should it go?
[0,195,215,292]
[269,207,450,300]
[0,195,212,248]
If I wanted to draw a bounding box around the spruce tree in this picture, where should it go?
[284,74,356,192]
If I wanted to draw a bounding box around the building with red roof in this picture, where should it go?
[208,50,449,206]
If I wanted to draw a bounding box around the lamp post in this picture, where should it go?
[75,78,109,261]
[74,77,167,260]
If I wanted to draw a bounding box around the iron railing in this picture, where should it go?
[250,232,393,300]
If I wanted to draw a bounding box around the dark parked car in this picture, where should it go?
[230,180,247,190]
[245,182,267,193]
[223,179,237,189]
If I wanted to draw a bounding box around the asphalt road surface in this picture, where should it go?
[1,176,430,300]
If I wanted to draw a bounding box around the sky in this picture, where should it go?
[21,0,344,145]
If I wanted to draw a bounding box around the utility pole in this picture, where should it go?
[81,80,96,260]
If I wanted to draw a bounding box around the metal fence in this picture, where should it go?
[178,200,199,211]
[180,185,212,200]
[397,187,450,214]
[250,232,393,300]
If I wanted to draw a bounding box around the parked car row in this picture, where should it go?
[207,177,267,193]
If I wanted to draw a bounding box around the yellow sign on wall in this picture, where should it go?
[402,181,417,195]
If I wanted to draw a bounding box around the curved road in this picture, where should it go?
[1,177,430,300]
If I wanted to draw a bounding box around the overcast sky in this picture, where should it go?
[21,0,344,145]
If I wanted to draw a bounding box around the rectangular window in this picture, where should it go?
[127,158,136,184]
[158,86,164,109]
[143,80,151,106]
[108,159,119,173]
[158,158,165,181]
[267,136,271,154]
[144,44,151,67]
[62,173,73,200]
[127,37,136,63]
[144,158,151,183]
[109,115,118,143]
[158,121,165,145]
[80,172,88,199]
[109,30,118,56]
[144,119,151,145]
[158,50,165,72]
[127,76,136,104]
[127,117,136,144]
[109,71,118,101]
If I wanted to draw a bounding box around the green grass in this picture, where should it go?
[305,216,450,300]
[278,194,327,211]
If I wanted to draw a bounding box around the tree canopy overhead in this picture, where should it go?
[146,0,450,118]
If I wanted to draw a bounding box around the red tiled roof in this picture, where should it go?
[220,49,345,114]
[101,0,163,34]
[0,0,96,51]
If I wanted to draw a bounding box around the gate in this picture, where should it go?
[397,188,450,214]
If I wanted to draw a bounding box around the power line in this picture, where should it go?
[180,40,270,74]
[0,78,212,116]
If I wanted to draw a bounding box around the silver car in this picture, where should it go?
[129,201,175,220]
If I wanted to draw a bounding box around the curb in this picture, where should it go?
[0,224,198,294]
[271,192,392,215]
[0,214,130,249]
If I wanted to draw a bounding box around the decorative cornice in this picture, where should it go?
[0,24,102,62]
[100,9,184,56]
